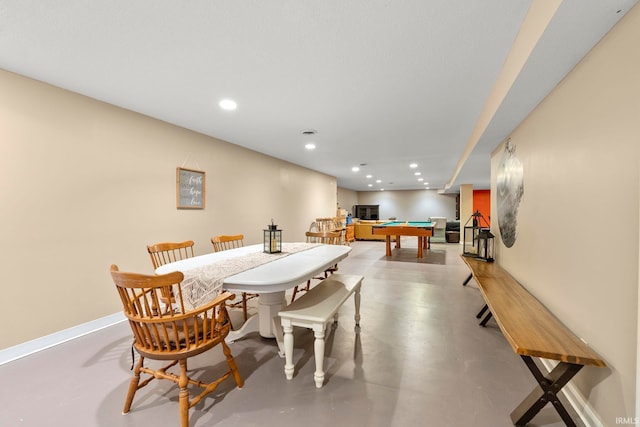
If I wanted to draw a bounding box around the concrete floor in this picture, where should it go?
[0,240,581,427]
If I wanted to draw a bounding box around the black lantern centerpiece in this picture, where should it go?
[263,219,282,254]
[476,228,495,262]
[463,210,492,260]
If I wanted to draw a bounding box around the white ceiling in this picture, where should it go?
[1,0,636,192]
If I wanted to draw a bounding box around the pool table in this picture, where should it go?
[372,221,436,258]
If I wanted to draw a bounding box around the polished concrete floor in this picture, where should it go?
[0,240,580,427]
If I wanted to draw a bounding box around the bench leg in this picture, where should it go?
[476,304,489,319]
[479,311,493,327]
[462,273,473,286]
[282,320,295,380]
[313,324,326,388]
[511,356,583,427]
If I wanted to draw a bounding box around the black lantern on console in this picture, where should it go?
[463,210,490,257]
[263,220,282,254]
[476,228,495,262]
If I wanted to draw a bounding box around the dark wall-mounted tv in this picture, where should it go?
[354,204,379,220]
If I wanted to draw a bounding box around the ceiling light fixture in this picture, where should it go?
[410,163,418,168]
[352,167,360,172]
[366,174,372,179]
[414,172,421,176]
[219,99,237,110]
[305,143,316,150]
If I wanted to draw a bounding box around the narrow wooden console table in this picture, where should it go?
[461,256,606,427]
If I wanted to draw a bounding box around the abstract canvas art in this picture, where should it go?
[496,139,524,248]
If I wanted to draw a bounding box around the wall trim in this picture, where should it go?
[0,312,126,366]
[540,359,603,427]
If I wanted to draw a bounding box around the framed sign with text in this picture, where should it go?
[176,167,205,209]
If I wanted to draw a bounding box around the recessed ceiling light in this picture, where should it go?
[376,179,381,183]
[380,188,385,191]
[424,182,429,185]
[368,184,373,187]
[219,99,237,110]
[409,163,418,168]
[414,172,421,176]
[305,143,316,150]
[418,178,424,181]
[352,166,360,172]
[366,174,372,179]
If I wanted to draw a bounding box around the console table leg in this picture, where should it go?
[462,273,473,286]
[479,312,493,327]
[476,304,489,319]
[511,355,583,427]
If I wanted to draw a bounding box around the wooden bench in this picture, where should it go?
[278,274,363,388]
[461,256,606,427]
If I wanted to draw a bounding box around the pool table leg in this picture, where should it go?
[395,235,401,249]
[417,237,424,258]
[385,235,392,256]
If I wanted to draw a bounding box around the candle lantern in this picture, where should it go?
[463,210,490,257]
[263,220,282,254]
[476,228,495,262]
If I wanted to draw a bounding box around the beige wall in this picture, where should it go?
[356,189,457,221]
[337,187,358,216]
[0,70,337,349]
[490,4,640,424]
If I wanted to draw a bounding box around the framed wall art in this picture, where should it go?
[176,167,205,209]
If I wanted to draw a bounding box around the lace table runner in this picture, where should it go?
[176,242,319,311]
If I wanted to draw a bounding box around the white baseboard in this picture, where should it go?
[539,359,603,427]
[0,312,126,366]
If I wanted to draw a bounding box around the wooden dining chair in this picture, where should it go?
[211,234,244,252]
[147,240,196,270]
[147,240,196,307]
[210,234,257,322]
[290,230,342,303]
[310,216,346,245]
[110,265,243,427]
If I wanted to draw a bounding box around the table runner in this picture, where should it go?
[176,242,319,311]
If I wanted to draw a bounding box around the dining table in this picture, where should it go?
[155,242,352,355]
